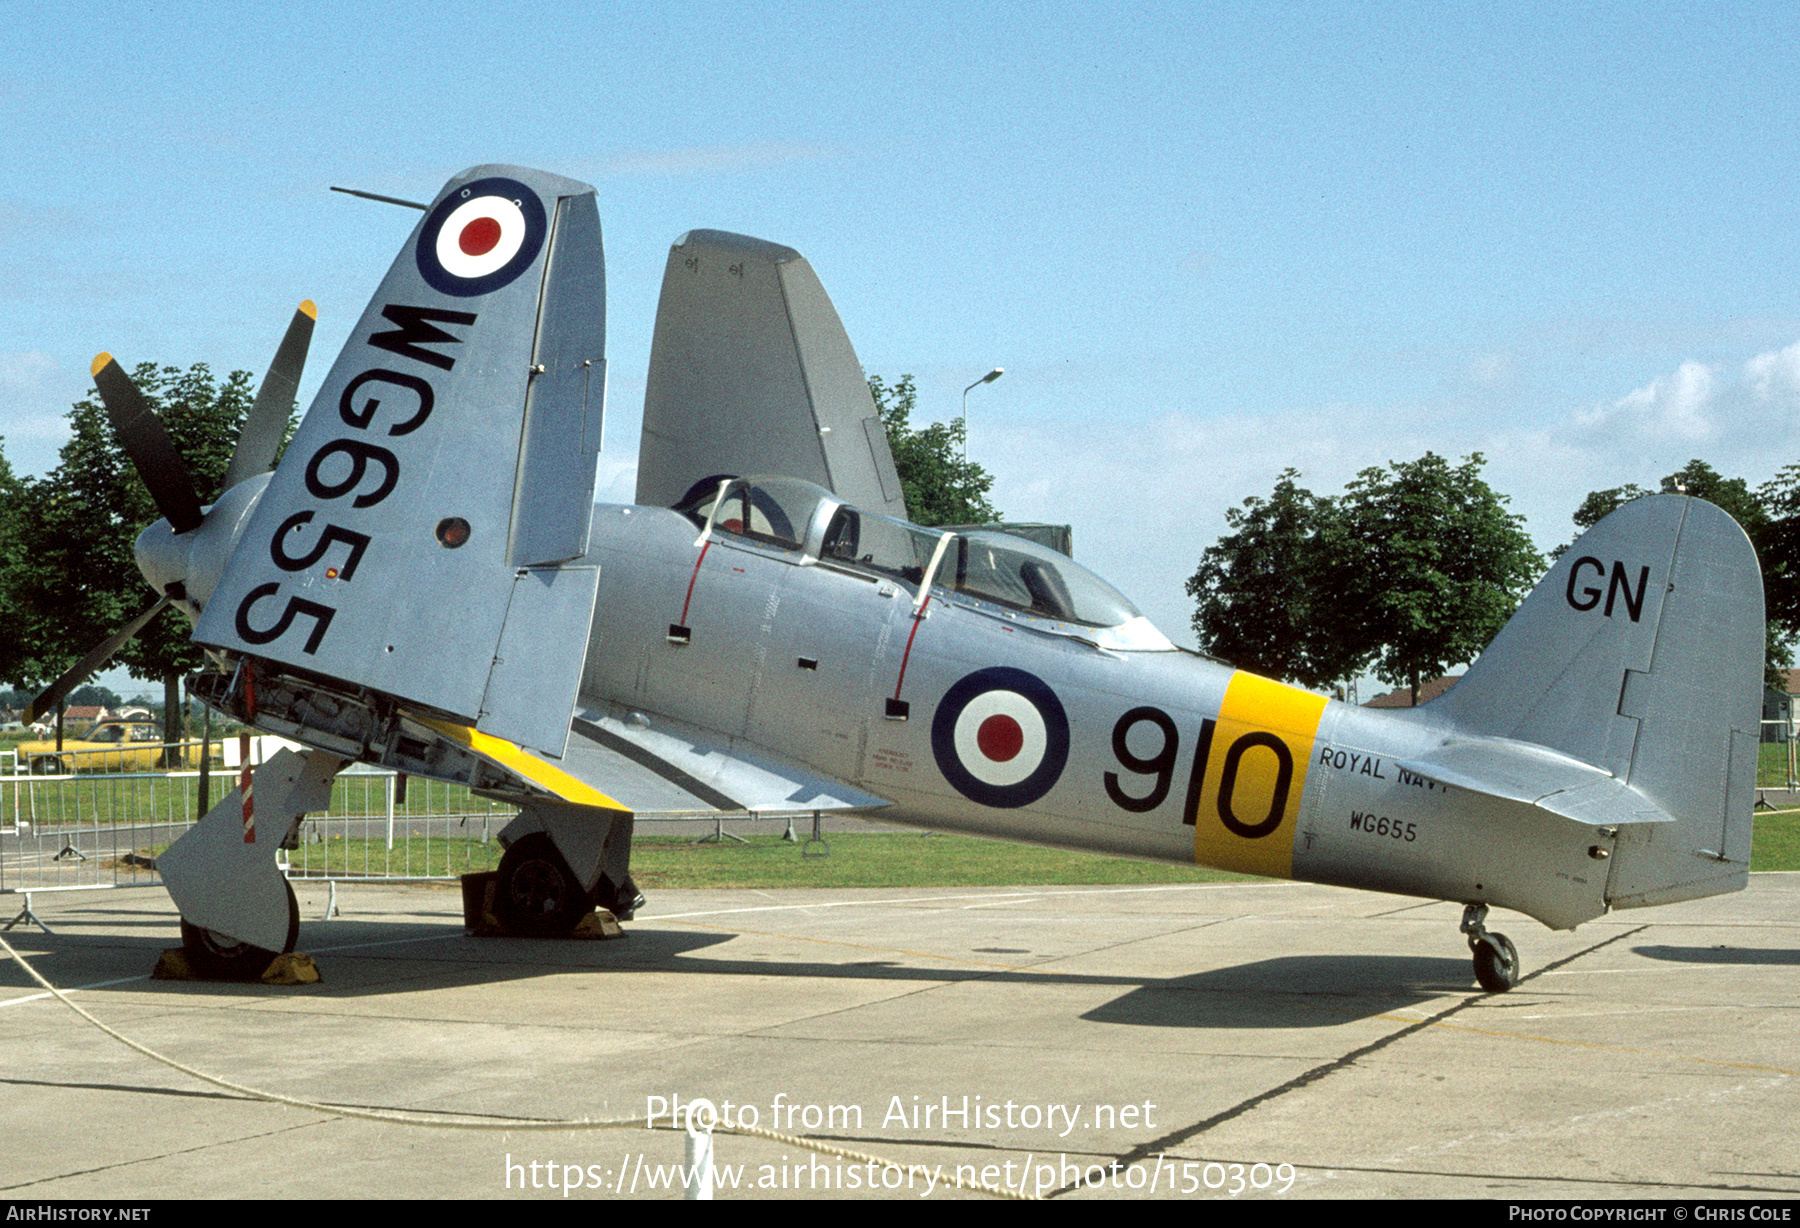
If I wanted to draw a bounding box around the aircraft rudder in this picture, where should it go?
[1430,495,1763,903]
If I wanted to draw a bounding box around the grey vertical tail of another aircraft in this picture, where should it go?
[1418,495,1765,908]
[636,230,908,518]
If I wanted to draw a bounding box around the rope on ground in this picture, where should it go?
[0,931,1033,1199]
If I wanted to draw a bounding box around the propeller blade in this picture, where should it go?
[23,595,174,725]
[91,354,205,534]
[221,300,316,494]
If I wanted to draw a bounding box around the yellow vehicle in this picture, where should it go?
[19,721,213,775]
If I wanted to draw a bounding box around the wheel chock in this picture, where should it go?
[152,948,323,984]
[461,871,506,935]
[261,953,322,984]
[152,949,197,980]
[460,871,626,939]
[572,910,625,939]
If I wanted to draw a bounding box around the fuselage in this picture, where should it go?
[572,487,1613,931]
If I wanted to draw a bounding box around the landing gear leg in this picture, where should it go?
[180,880,300,980]
[158,748,343,972]
[1461,903,1521,993]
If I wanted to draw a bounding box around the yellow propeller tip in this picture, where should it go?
[299,300,317,319]
[90,353,113,376]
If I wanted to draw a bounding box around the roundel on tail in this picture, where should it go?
[416,177,547,297]
[931,667,1070,808]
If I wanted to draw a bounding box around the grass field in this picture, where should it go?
[1751,807,1800,870]
[1762,742,1799,788]
[249,813,1800,887]
[276,831,1254,887]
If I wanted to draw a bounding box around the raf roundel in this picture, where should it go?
[931,667,1070,808]
[416,176,548,297]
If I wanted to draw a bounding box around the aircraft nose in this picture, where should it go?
[133,471,273,615]
[134,517,187,602]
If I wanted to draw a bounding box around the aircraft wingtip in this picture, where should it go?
[90,352,112,376]
[299,299,317,320]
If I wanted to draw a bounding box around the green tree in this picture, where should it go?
[67,685,122,709]
[1571,460,1765,536]
[1331,453,1542,704]
[1185,470,1363,690]
[1763,463,1799,658]
[868,374,1000,526]
[12,363,255,749]
[1572,459,1794,690]
[0,437,29,688]
[1191,454,1542,702]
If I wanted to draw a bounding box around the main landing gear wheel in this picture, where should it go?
[1461,902,1521,993]
[179,880,299,980]
[495,834,587,938]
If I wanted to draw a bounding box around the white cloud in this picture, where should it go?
[595,455,639,504]
[1578,359,1717,442]
[0,350,56,388]
[0,350,78,473]
[1467,352,1514,385]
[1745,339,1800,405]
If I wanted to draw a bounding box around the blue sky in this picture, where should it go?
[5,1,1799,691]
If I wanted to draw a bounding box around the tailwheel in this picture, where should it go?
[179,880,299,980]
[1472,932,1520,993]
[495,834,589,937]
[1461,903,1521,993]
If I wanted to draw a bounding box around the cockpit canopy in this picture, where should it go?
[676,476,1172,650]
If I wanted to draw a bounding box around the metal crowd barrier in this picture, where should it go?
[0,741,516,927]
[1760,719,1798,793]
[285,766,512,882]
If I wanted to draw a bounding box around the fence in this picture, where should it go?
[1,742,515,914]
[1761,720,1799,793]
[286,767,513,882]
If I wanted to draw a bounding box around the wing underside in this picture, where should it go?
[420,705,890,818]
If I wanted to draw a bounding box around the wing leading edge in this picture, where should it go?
[419,706,891,818]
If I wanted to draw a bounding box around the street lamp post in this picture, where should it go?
[961,367,1004,460]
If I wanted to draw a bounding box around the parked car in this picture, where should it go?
[18,721,216,774]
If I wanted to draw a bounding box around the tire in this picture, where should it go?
[495,834,588,938]
[30,755,65,776]
[179,880,300,981]
[1473,932,1520,993]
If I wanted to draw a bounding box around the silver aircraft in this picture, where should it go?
[35,165,1765,991]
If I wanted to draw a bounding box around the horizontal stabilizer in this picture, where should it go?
[1397,739,1674,827]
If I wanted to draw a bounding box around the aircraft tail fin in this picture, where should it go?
[1426,495,1764,906]
[636,230,908,518]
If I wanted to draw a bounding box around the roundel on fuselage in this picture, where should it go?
[930,667,1070,808]
[416,177,547,297]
